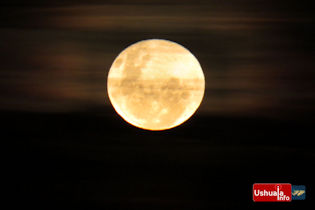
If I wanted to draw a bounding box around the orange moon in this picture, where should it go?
[107,39,205,130]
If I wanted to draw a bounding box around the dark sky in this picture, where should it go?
[2,1,315,209]
[2,0,315,118]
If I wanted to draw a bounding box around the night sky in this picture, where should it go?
[2,0,315,209]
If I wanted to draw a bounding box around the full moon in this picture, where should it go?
[107,39,205,130]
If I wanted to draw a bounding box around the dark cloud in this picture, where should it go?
[1,1,315,119]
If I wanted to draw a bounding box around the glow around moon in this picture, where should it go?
[107,39,205,130]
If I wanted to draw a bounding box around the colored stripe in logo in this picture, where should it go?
[292,185,306,200]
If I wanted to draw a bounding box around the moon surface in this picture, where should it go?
[107,39,205,130]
